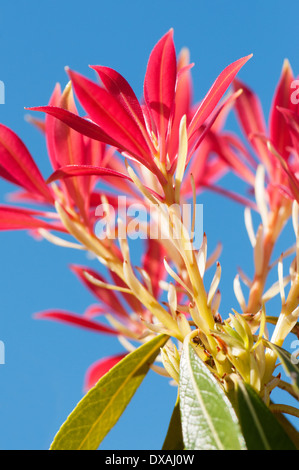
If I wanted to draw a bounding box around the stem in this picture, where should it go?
[246,205,290,314]
[270,403,299,420]
[271,274,299,346]
[162,177,230,373]
[278,379,299,401]
[264,273,299,383]
[243,203,291,389]
[185,252,215,331]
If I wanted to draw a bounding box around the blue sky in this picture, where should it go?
[0,0,298,450]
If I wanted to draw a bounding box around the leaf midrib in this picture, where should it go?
[185,343,224,450]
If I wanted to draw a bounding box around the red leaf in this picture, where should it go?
[46,164,164,201]
[182,133,221,193]
[263,133,299,203]
[91,66,148,136]
[0,165,24,186]
[70,265,129,317]
[44,83,62,171]
[46,164,132,184]
[28,105,123,149]
[144,30,177,159]
[35,309,117,335]
[51,84,91,218]
[49,84,94,219]
[269,60,296,160]
[84,353,127,391]
[25,114,46,134]
[0,124,52,202]
[83,304,107,318]
[8,189,53,205]
[32,103,166,186]
[233,78,266,134]
[0,205,64,231]
[201,183,257,209]
[167,50,193,162]
[67,68,155,171]
[109,269,144,315]
[278,107,299,155]
[183,88,245,168]
[200,156,228,185]
[210,132,255,185]
[233,78,270,170]
[51,85,85,168]
[142,239,165,298]
[188,54,252,139]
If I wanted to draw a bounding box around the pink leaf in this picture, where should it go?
[46,164,132,184]
[188,54,252,139]
[91,66,147,133]
[35,309,117,335]
[84,353,127,391]
[208,132,255,185]
[232,78,270,169]
[0,205,64,231]
[144,30,177,159]
[109,269,144,316]
[46,164,164,201]
[67,68,155,171]
[50,84,91,218]
[184,88,245,167]
[142,239,165,298]
[70,265,129,318]
[269,60,296,160]
[182,134,215,193]
[201,183,257,209]
[0,124,52,202]
[277,107,299,156]
[28,105,123,149]
[44,83,62,171]
[167,52,193,162]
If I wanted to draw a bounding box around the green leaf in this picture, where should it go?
[266,341,299,396]
[51,334,168,450]
[179,340,246,450]
[162,392,184,450]
[235,382,296,450]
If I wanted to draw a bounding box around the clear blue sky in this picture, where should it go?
[0,0,298,450]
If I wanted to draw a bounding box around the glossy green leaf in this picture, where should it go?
[162,392,184,450]
[266,341,299,396]
[179,340,246,450]
[51,334,168,450]
[235,382,296,450]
